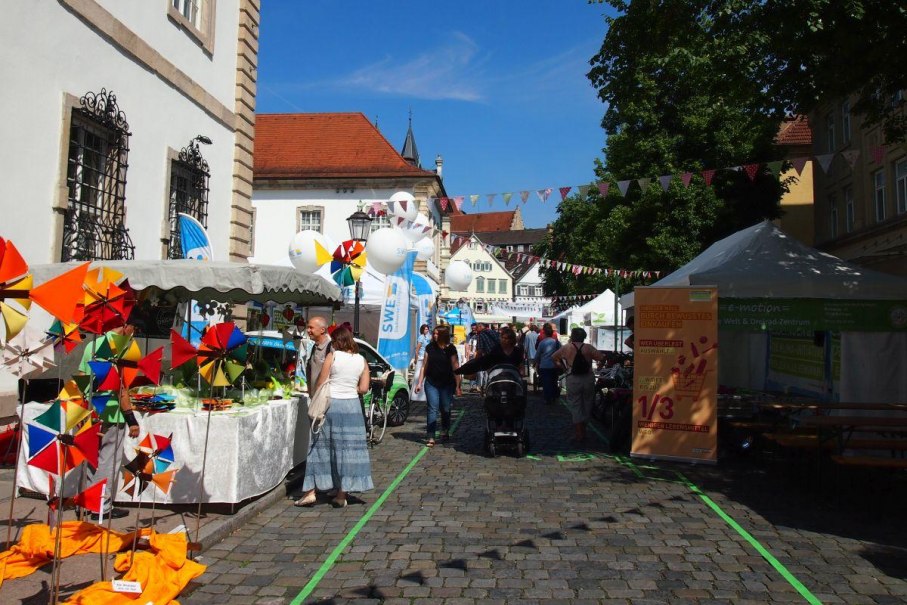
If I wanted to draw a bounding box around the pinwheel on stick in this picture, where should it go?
[79,267,136,334]
[330,240,367,287]
[0,238,89,342]
[46,319,83,354]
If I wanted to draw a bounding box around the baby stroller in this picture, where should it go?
[483,364,530,457]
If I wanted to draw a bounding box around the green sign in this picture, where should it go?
[718,298,907,333]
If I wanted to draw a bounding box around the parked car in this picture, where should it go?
[245,330,411,426]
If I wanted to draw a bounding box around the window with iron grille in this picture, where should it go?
[62,89,134,261]
[166,137,210,259]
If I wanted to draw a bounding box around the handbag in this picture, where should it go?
[307,380,332,434]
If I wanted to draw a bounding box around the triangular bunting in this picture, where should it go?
[469,194,479,206]
[767,161,783,178]
[617,180,631,196]
[578,185,590,198]
[680,172,692,187]
[519,191,530,204]
[439,197,449,211]
[841,149,860,169]
[453,196,464,210]
[791,157,809,176]
[596,182,610,197]
[701,169,716,187]
[558,186,572,201]
[637,178,651,194]
[815,153,835,174]
[744,163,760,182]
[536,188,552,203]
[502,192,512,206]
[658,175,672,191]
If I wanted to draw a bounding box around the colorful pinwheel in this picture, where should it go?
[79,268,136,334]
[330,240,367,287]
[1,325,55,379]
[197,322,247,387]
[121,433,178,497]
[86,331,163,393]
[47,476,107,515]
[0,238,88,341]
[26,404,99,476]
[46,319,82,353]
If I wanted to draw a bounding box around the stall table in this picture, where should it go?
[17,397,309,505]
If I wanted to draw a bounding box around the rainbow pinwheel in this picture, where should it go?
[47,476,107,514]
[121,433,178,497]
[26,406,100,476]
[46,319,82,353]
[197,322,247,387]
[1,324,55,379]
[87,331,163,392]
[79,268,136,334]
[330,240,367,287]
[0,238,88,341]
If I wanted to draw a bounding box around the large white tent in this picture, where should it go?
[549,289,631,351]
[623,221,907,402]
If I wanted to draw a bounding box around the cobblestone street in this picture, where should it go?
[183,392,907,604]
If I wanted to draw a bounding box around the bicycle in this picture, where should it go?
[364,370,395,447]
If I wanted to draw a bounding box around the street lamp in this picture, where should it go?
[346,205,373,336]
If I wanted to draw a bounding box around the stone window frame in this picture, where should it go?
[168,0,217,55]
[297,205,324,233]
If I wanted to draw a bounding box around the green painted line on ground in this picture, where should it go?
[290,410,466,605]
[675,471,822,605]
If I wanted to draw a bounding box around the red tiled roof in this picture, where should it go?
[254,113,437,179]
[450,211,516,233]
[775,115,813,146]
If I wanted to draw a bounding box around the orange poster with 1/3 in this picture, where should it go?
[631,286,718,463]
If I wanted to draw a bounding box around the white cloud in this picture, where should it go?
[314,32,488,102]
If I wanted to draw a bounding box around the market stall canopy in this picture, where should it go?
[31,260,342,306]
[622,220,907,308]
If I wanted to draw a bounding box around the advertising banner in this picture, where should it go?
[719,298,907,333]
[377,251,417,370]
[631,286,718,463]
[411,273,436,331]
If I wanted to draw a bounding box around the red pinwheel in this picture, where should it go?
[46,319,82,353]
[0,238,88,341]
[87,331,163,393]
[26,402,100,476]
[330,240,367,287]
[79,267,136,334]
[47,476,107,515]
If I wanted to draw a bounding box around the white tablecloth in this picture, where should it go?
[17,397,309,504]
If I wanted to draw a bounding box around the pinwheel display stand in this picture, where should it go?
[22,259,342,506]
[16,396,309,504]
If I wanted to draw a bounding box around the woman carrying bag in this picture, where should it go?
[296,326,373,508]
[414,325,461,446]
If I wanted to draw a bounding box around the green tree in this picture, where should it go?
[541,0,787,296]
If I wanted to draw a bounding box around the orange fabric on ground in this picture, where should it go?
[65,530,206,605]
[0,521,136,586]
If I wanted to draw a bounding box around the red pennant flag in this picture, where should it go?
[680,172,692,187]
[701,169,717,187]
[791,157,808,176]
[597,182,610,197]
[73,479,107,514]
[170,329,197,368]
[559,186,572,201]
[744,163,760,182]
[440,197,449,211]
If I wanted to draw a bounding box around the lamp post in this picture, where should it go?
[346,205,373,336]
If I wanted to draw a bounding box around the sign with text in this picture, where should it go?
[719,298,907,333]
[631,287,718,463]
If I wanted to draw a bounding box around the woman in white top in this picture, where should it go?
[296,326,373,508]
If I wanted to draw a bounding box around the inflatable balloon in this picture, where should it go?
[366,227,409,274]
[389,191,418,222]
[415,237,435,261]
[289,230,331,274]
[400,213,432,243]
[445,260,473,291]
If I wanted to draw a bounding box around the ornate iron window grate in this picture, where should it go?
[167,137,210,259]
[62,88,134,261]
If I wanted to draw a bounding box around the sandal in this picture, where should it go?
[293,494,316,507]
[426,438,435,448]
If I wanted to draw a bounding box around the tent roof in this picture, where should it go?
[549,289,619,322]
[31,260,342,305]
[647,220,907,301]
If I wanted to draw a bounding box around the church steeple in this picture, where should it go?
[401,109,420,168]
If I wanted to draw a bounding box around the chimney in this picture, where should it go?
[435,154,443,180]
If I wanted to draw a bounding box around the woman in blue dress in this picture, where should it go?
[295,326,373,508]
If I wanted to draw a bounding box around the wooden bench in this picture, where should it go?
[764,434,907,451]
[831,455,907,469]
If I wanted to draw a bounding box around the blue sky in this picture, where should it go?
[256,1,616,228]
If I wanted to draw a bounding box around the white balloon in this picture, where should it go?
[388,191,418,222]
[288,230,329,274]
[445,260,473,291]
[415,237,435,261]
[366,227,409,274]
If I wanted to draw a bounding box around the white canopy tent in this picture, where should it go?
[548,289,630,350]
[623,221,907,402]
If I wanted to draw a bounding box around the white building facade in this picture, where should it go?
[0,0,258,263]
[445,235,514,323]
